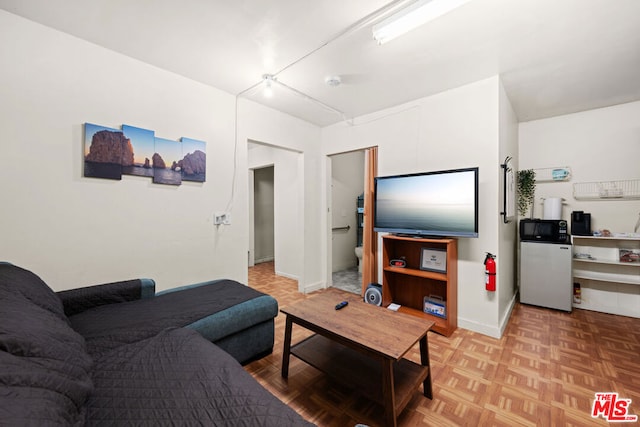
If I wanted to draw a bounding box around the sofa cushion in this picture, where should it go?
[86,328,314,426]
[0,263,93,425]
[185,294,278,342]
[58,278,156,316]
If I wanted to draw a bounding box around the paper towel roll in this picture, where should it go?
[543,198,563,220]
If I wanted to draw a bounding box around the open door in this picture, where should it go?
[361,147,378,294]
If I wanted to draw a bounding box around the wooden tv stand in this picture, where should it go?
[382,235,458,336]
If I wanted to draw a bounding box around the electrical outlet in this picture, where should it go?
[214,212,231,225]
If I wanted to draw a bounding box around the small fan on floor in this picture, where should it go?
[364,283,382,306]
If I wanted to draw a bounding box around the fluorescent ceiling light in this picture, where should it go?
[372,0,471,45]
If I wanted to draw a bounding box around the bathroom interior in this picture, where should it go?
[330,150,365,294]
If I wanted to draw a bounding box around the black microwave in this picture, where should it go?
[520,219,568,242]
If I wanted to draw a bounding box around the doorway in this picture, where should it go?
[329,150,365,294]
[248,140,304,288]
[252,166,274,264]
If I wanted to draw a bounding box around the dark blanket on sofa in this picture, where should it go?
[0,264,93,426]
[1,264,315,426]
[69,279,266,355]
[87,327,313,426]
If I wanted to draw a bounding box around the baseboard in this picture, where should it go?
[457,293,518,339]
[275,270,298,281]
[457,318,502,339]
[302,281,324,294]
[499,293,518,337]
[272,270,323,295]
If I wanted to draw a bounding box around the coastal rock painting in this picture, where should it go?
[152,137,182,186]
[84,123,127,180]
[122,125,155,178]
[181,137,206,182]
[83,123,207,186]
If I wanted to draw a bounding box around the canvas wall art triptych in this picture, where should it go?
[83,123,206,185]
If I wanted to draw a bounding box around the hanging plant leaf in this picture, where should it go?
[517,169,536,217]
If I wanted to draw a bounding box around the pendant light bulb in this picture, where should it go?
[262,74,274,98]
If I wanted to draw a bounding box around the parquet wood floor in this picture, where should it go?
[245,262,640,426]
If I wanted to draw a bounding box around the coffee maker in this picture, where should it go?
[571,211,591,236]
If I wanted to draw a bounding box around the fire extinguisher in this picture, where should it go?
[484,252,496,291]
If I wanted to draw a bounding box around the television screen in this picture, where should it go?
[374,167,479,238]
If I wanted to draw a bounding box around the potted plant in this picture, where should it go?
[517,169,536,217]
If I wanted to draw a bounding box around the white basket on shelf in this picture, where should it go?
[573,179,640,200]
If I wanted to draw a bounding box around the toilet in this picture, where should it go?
[354,246,363,273]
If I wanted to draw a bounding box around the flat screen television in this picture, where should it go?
[374,167,479,238]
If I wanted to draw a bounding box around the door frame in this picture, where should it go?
[325,147,378,294]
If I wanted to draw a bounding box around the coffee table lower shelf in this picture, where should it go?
[290,333,429,416]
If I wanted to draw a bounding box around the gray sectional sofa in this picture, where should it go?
[0,262,314,426]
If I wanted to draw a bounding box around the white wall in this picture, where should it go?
[519,101,640,318]
[497,81,520,335]
[0,10,246,291]
[0,10,325,294]
[238,100,323,292]
[519,101,640,232]
[248,143,302,280]
[322,76,510,337]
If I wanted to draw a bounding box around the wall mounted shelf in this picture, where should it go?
[573,179,640,200]
[533,166,571,182]
[572,235,640,318]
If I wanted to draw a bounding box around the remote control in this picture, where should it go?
[335,301,348,310]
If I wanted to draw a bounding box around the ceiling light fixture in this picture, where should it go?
[325,75,342,87]
[249,73,347,121]
[372,0,471,45]
[262,74,275,98]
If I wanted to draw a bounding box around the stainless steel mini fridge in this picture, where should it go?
[519,240,572,311]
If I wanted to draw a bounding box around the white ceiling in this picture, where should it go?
[2,0,639,127]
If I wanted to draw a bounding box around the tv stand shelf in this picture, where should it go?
[382,235,457,336]
[385,265,448,281]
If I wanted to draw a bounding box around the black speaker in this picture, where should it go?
[571,211,591,236]
[364,283,382,306]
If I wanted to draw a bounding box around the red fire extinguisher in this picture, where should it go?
[484,252,496,291]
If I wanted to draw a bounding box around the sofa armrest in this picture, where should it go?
[57,278,155,316]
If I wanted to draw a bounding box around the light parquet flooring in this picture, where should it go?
[245,262,640,427]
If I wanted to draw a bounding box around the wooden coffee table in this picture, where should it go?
[281,291,434,427]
